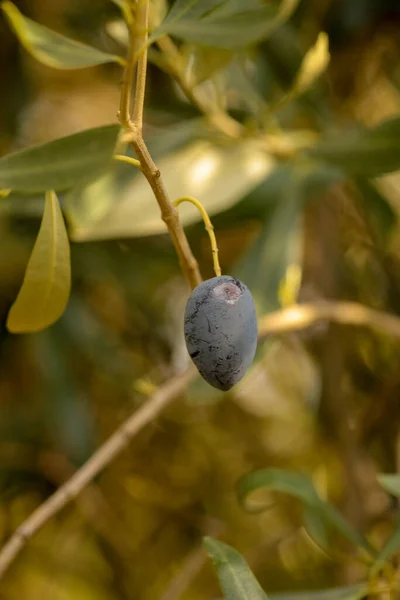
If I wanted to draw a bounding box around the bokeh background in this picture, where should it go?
[1,0,400,598]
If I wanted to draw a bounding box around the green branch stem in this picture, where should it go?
[114,154,142,169]
[118,0,201,289]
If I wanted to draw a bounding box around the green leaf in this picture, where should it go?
[233,171,302,313]
[307,116,400,177]
[377,474,400,497]
[150,0,300,49]
[292,32,330,95]
[109,0,129,11]
[203,537,269,600]
[355,179,397,242]
[303,506,331,553]
[372,514,400,573]
[0,125,120,192]
[68,138,275,241]
[1,1,124,69]
[237,468,375,556]
[7,191,71,333]
[269,584,368,600]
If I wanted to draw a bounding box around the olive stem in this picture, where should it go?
[114,154,142,170]
[173,196,222,278]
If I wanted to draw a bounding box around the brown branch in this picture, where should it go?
[129,135,201,288]
[0,366,197,580]
[259,300,400,338]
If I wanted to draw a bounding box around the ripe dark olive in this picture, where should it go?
[184,275,258,391]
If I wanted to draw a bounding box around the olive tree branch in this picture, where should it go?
[0,366,197,580]
[1,301,400,579]
[118,0,201,289]
[259,300,400,338]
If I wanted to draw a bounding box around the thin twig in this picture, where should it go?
[259,301,400,338]
[0,367,197,580]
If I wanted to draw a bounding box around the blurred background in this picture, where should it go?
[1,0,400,598]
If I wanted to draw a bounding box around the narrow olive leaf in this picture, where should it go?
[371,515,400,574]
[109,0,128,11]
[237,469,375,556]
[0,125,120,192]
[303,506,331,553]
[109,0,133,27]
[1,1,124,69]
[7,191,71,333]
[150,0,300,49]
[377,474,400,497]
[293,32,330,94]
[306,116,400,177]
[234,183,302,314]
[269,584,368,600]
[355,179,397,242]
[203,537,269,600]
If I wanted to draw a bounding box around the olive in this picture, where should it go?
[184,276,258,391]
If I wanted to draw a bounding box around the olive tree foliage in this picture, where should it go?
[1,0,400,597]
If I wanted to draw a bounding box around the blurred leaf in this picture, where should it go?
[0,125,120,192]
[355,179,397,242]
[292,32,330,94]
[109,0,129,12]
[203,537,269,600]
[377,474,400,497]
[372,472,400,571]
[106,18,129,46]
[237,468,375,556]
[34,328,96,465]
[110,0,133,29]
[269,584,368,600]
[1,1,124,69]
[372,514,400,573]
[303,505,331,553]
[181,44,233,86]
[233,174,302,313]
[65,171,118,231]
[150,0,300,49]
[307,117,400,177]
[7,191,71,333]
[69,138,275,241]
[223,61,269,122]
